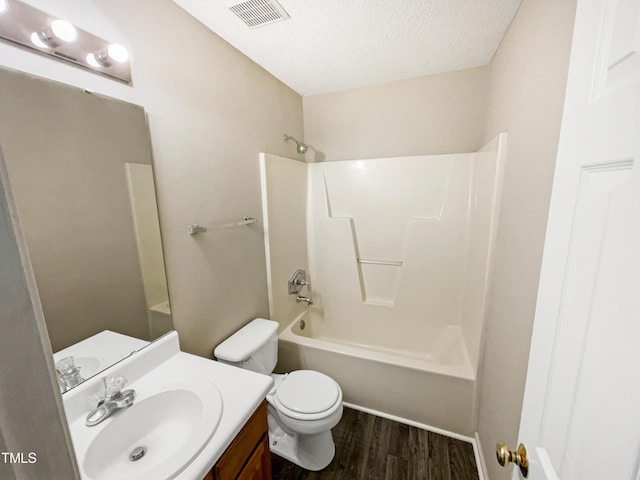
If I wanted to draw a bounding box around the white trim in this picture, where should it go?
[473,432,489,480]
[342,401,473,443]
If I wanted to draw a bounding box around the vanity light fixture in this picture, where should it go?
[0,0,132,84]
[86,44,129,68]
[85,52,103,68]
[29,31,48,49]
[50,19,77,42]
[30,19,77,49]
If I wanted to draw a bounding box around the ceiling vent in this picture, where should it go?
[227,0,290,29]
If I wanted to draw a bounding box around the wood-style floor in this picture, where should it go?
[271,407,480,480]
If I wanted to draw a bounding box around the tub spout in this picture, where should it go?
[296,295,313,306]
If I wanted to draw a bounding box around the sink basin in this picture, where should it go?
[82,378,223,480]
[75,357,102,379]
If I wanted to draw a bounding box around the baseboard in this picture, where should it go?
[342,401,474,443]
[473,432,489,480]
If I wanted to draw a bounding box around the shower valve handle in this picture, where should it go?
[288,269,309,295]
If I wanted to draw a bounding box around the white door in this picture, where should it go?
[513,0,640,478]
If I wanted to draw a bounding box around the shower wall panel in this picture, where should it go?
[460,134,507,367]
[308,154,474,354]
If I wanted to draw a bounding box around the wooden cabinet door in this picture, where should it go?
[237,435,271,480]
[210,401,271,480]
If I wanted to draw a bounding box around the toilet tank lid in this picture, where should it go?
[214,318,279,363]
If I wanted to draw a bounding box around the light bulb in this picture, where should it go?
[86,53,101,68]
[107,44,128,63]
[30,32,49,49]
[51,19,77,42]
[0,0,8,14]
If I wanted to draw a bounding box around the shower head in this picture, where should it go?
[283,134,309,154]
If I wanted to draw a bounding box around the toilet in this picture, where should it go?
[214,318,343,471]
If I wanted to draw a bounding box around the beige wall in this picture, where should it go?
[476,0,577,478]
[0,69,152,352]
[125,3,304,356]
[303,67,489,161]
[0,0,304,358]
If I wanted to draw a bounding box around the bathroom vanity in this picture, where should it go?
[62,331,273,480]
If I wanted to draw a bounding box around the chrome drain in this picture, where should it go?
[299,319,306,330]
[129,446,146,462]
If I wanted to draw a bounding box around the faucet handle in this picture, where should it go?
[103,375,127,399]
[55,357,84,391]
[55,356,79,374]
[288,269,309,295]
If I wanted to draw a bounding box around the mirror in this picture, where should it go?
[0,67,173,390]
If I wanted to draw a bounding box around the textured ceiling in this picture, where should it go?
[172,0,522,96]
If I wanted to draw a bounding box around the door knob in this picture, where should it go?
[496,442,529,477]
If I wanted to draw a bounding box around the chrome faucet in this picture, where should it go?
[296,295,313,306]
[85,376,136,427]
[290,270,313,305]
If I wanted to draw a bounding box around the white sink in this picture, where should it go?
[63,331,273,480]
[74,357,102,379]
[82,378,222,480]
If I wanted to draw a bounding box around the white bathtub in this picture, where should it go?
[277,309,477,436]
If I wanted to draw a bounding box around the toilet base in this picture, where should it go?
[268,412,336,471]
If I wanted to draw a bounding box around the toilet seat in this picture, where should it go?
[273,370,342,420]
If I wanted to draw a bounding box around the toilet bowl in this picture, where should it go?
[214,318,343,471]
[266,371,343,470]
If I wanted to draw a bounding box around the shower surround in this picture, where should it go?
[260,134,506,435]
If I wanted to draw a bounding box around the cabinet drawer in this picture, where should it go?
[213,400,269,479]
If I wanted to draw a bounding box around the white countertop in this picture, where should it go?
[54,330,149,380]
[62,331,273,480]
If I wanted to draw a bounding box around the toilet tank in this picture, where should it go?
[213,318,279,375]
